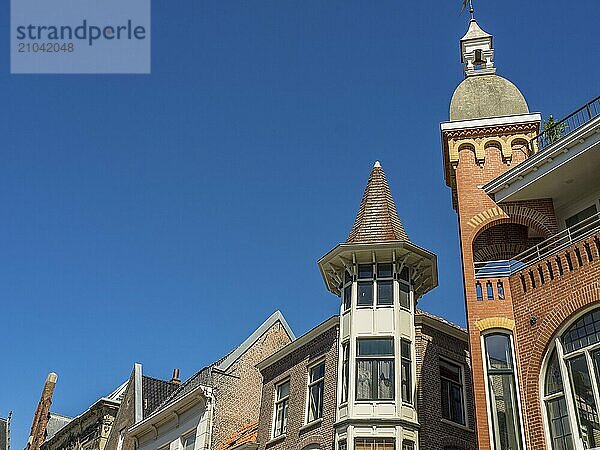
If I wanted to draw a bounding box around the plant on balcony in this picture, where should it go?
[543,114,567,145]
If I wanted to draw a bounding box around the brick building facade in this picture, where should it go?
[441,15,600,450]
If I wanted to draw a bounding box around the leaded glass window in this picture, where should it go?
[356,338,394,401]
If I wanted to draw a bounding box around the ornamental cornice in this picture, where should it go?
[443,122,538,140]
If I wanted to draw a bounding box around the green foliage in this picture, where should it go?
[543,114,567,145]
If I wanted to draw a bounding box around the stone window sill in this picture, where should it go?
[266,434,286,447]
[299,418,322,432]
[441,418,474,432]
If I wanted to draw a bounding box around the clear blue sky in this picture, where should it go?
[0,0,598,447]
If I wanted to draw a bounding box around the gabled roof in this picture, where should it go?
[136,311,294,424]
[215,422,258,450]
[141,376,179,419]
[346,161,409,243]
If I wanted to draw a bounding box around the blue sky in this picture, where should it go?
[0,0,598,447]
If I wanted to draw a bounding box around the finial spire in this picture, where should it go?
[461,0,475,20]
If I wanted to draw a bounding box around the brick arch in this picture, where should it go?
[469,204,554,245]
[457,139,482,164]
[524,282,600,392]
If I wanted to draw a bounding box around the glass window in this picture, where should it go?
[440,360,466,425]
[399,266,410,282]
[566,205,598,238]
[377,263,393,278]
[355,438,395,450]
[358,264,373,279]
[402,442,414,450]
[357,281,374,306]
[401,339,412,404]
[341,342,349,404]
[182,432,196,450]
[497,281,505,300]
[307,361,325,423]
[476,282,483,301]
[484,334,522,450]
[273,380,290,437]
[343,284,352,310]
[356,338,394,401]
[546,397,574,450]
[562,309,600,353]
[399,283,410,309]
[486,281,494,300]
[568,355,600,448]
[377,280,393,305]
[338,441,347,450]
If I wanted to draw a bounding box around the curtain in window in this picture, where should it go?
[357,360,373,400]
[355,438,395,450]
[377,360,394,399]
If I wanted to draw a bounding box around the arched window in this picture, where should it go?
[542,307,600,449]
[483,333,523,450]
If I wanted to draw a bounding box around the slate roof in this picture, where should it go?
[45,413,71,442]
[416,309,467,333]
[142,376,180,418]
[215,422,258,450]
[346,161,409,243]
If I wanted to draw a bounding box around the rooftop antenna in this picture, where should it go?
[461,0,475,20]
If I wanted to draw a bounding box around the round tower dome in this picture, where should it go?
[449,74,529,121]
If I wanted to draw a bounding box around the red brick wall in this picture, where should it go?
[509,231,600,449]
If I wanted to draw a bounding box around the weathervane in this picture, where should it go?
[461,0,475,20]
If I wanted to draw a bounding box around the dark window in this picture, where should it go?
[402,441,414,450]
[486,281,494,300]
[356,338,394,401]
[343,284,352,310]
[377,280,393,305]
[377,263,393,278]
[399,267,410,282]
[357,281,374,306]
[307,361,325,423]
[484,334,522,450]
[497,281,505,300]
[440,360,466,425]
[476,282,483,301]
[273,380,290,437]
[338,441,347,450]
[399,283,410,309]
[562,308,600,353]
[358,264,373,279]
[546,396,574,450]
[341,342,349,404]
[401,339,412,404]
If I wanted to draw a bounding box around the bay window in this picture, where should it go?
[356,338,394,401]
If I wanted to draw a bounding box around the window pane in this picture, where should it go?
[183,434,196,450]
[546,396,574,450]
[402,441,414,450]
[401,340,411,359]
[451,383,466,425]
[562,308,600,353]
[401,359,412,403]
[356,360,373,400]
[485,334,513,371]
[341,343,349,403]
[545,349,564,396]
[399,266,410,282]
[310,362,325,382]
[377,263,393,278]
[358,264,373,279]
[344,270,353,284]
[357,281,374,306]
[277,380,289,399]
[343,285,352,310]
[358,338,394,356]
[355,438,395,450]
[377,280,393,305]
[308,380,324,422]
[568,355,600,448]
[440,360,461,383]
[377,360,394,399]
[489,374,522,450]
[338,441,347,450]
[399,283,410,309]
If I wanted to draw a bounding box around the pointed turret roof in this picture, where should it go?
[460,18,492,41]
[346,161,409,243]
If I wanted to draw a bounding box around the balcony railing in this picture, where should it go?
[474,212,600,279]
[531,95,600,153]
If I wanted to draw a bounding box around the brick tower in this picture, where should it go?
[318,162,438,449]
[442,15,600,450]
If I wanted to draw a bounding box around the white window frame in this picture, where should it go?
[271,378,290,438]
[305,358,326,425]
[180,430,197,450]
[540,305,600,450]
[481,331,527,450]
[439,357,468,428]
[355,337,396,402]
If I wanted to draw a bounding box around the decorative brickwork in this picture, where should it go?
[508,232,600,448]
[257,324,338,450]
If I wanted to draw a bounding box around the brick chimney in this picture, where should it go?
[24,373,57,450]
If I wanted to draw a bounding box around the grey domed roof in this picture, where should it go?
[449,74,529,121]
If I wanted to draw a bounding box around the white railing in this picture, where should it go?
[474,212,600,279]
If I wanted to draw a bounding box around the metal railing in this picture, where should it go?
[531,96,600,153]
[474,212,600,279]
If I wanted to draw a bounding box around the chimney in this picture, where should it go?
[24,373,57,450]
[170,369,181,385]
